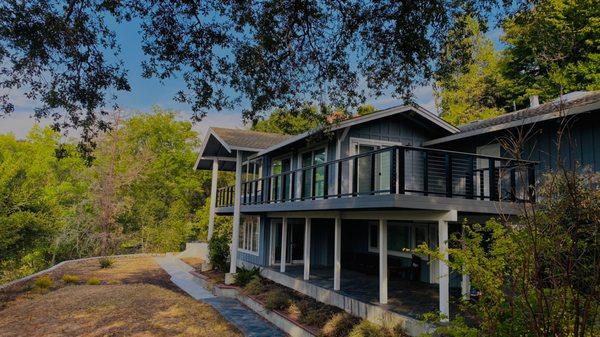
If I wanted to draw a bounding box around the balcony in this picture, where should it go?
[215,145,536,214]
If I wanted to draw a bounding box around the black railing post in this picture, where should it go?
[528,164,536,202]
[398,148,405,194]
[323,164,329,199]
[337,161,342,198]
[352,157,358,196]
[466,156,474,199]
[389,148,397,194]
[370,153,376,195]
[290,172,296,202]
[423,152,429,196]
[489,159,498,201]
[300,170,306,201]
[510,165,517,202]
[273,176,279,203]
[281,174,287,202]
[266,177,271,203]
[254,181,258,204]
[445,154,452,197]
[242,182,247,205]
[311,167,316,200]
[479,171,485,200]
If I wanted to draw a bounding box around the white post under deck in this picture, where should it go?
[303,218,311,280]
[334,216,341,291]
[379,219,388,304]
[208,159,218,240]
[438,219,450,321]
[229,151,243,275]
[281,217,288,273]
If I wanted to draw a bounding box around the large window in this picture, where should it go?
[239,216,260,255]
[368,221,431,257]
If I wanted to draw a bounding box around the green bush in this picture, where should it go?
[61,274,79,284]
[86,277,101,285]
[208,235,230,272]
[264,289,290,311]
[33,275,53,289]
[98,257,114,268]
[235,266,260,287]
[321,312,360,337]
[348,320,394,337]
[243,276,264,295]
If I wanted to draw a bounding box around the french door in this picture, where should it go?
[351,141,392,194]
[270,219,305,265]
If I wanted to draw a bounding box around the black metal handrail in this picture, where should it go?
[215,145,537,207]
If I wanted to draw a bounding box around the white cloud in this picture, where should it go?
[0,112,52,139]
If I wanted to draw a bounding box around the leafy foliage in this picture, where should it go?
[264,289,290,311]
[234,267,260,287]
[419,168,600,336]
[208,231,231,273]
[33,275,53,289]
[98,257,114,269]
[501,0,600,105]
[435,15,507,125]
[0,107,212,283]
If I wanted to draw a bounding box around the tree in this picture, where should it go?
[253,105,329,135]
[434,15,507,126]
[0,126,87,282]
[501,0,600,106]
[0,1,512,139]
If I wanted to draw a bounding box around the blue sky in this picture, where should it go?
[0,17,503,139]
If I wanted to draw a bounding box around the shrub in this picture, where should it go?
[235,267,260,287]
[264,289,290,311]
[296,299,336,327]
[243,276,264,295]
[208,235,230,272]
[321,312,360,337]
[348,320,394,337]
[98,257,114,268]
[33,275,53,289]
[108,280,121,285]
[86,277,101,285]
[61,274,79,284]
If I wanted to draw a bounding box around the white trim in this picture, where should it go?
[379,219,388,304]
[348,137,402,194]
[238,215,261,256]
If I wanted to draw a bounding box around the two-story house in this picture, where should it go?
[194,90,600,335]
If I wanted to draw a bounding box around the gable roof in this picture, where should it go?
[195,127,292,171]
[424,91,600,147]
[252,104,459,158]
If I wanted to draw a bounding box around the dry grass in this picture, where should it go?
[0,257,242,337]
[180,257,203,270]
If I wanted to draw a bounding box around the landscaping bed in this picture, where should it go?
[0,256,242,337]
[195,266,409,337]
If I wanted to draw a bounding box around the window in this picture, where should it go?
[239,216,260,254]
[368,222,430,257]
[271,156,291,201]
[300,147,326,198]
[350,138,397,194]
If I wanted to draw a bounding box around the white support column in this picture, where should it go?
[303,218,311,280]
[334,216,341,291]
[379,219,388,304]
[281,217,288,273]
[461,274,471,300]
[208,159,219,240]
[229,151,243,275]
[438,219,450,322]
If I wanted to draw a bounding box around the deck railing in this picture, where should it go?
[216,145,537,208]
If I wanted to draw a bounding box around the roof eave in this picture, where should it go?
[423,100,600,147]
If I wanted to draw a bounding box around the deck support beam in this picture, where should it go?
[379,219,388,304]
[438,219,450,322]
[208,159,218,240]
[280,217,288,273]
[303,218,311,280]
[227,151,243,280]
[334,216,341,291]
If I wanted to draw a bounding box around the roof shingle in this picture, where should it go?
[211,127,293,150]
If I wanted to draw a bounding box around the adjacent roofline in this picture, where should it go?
[424,99,600,147]
[252,104,458,158]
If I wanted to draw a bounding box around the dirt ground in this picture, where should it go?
[0,257,242,337]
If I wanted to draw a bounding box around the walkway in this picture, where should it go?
[156,256,286,337]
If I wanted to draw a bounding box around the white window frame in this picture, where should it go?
[368,221,430,260]
[239,216,260,256]
[270,153,293,201]
[349,137,403,194]
[297,145,328,199]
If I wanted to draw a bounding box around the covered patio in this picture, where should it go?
[267,265,462,319]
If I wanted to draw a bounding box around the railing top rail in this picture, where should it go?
[237,145,537,185]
